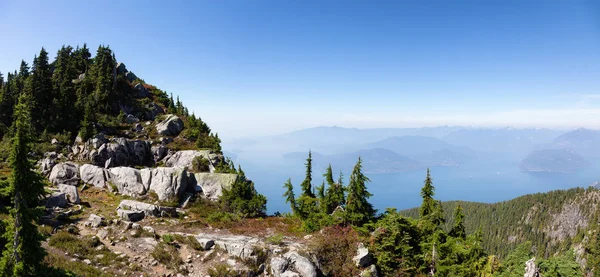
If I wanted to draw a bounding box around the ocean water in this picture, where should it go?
[242,159,600,214]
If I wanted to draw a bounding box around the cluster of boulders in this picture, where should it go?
[353,243,378,277]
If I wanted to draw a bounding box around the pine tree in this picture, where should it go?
[345,157,375,225]
[51,46,78,133]
[283,178,297,214]
[300,151,314,198]
[0,92,46,276]
[168,93,176,113]
[420,168,435,218]
[28,48,53,133]
[316,181,326,213]
[89,45,116,113]
[324,167,345,214]
[79,98,95,141]
[450,205,466,239]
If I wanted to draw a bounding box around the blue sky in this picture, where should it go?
[1,0,599,138]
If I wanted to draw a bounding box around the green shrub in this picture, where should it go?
[207,263,240,277]
[151,242,184,272]
[265,234,284,246]
[220,178,267,218]
[162,234,174,243]
[308,226,361,277]
[191,156,210,172]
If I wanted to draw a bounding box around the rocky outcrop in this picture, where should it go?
[163,150,221,171]
[58,184,80,204]
[156,114,184,136]
[147,167,189,201]
[133,83,151,98]
[191,173,238,200]
[195,233,259,260]
[108,167,147,197]
[79,164,108,188]
[49,162,80,186]
[87,214,105,228]
[524,257,539,277]
[118,209,145,222]
[72,135,153,168]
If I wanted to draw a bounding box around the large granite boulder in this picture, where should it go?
[524,257,540,277]
[148,167,188,201]
[195,233,259,260]
[46,192,67,208]
[353,243,373,268]
[49,162,80,186]
[163,150,221,171]
[282,252,317,277]
[79,164,108,188]
[107,167,146,197]
[58,184,80,204]
[191,173,238,201]
[151,145,168,163]
[156,114,184,136]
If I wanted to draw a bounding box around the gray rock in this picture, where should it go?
[79,164,108,189]
[134,123,144,132]
[156,114,184,136]
[194,238,215,251]
[360,264,378,277]
[148,167,188,201]
[125,71,137,83]
[283,252,317,277]
[524,257,539,277]
[117,209,145,222]
[163,150,221,171]
[96,229,109,240]
[83,259,92,265]
[51,138,59,145]
[353,243,373,268]
[78,137,152,168]
[58,184,80,204]
[108,167,146,197]
[118,200,160,216]
[49,162,80,186]
[145,102,163,120]
[133,83,151,98]
[116,62,128,75]
[191,173,238,201]
[281,272,301,277]
[88,214,105,228]
[46,192,67,208]
[151,145,168,163]
[125,114,139,124]
[38,152,58,175]
[270,256,289,276]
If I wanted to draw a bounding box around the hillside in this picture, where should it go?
[519,149,589,173]
[400,187,600,268]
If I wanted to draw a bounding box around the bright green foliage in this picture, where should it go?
[220,176,267,218]
[371,208,422,276]
[537,251,582,277]
[282,178,297,214]
[437,232,488,276]
[493,242,533,277]
[345,157,375,226]
[300,151,315,198]
[419,168,435,218]
[323,167,345,214]
[316,181,326,213]
[0,92,47,276]
[449,204,466,239]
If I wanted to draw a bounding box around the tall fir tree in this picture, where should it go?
[89,45,116,113]
[345,157,375,225]
[0,92,46,276]
[449,205,466,239]
[51,46,78,133]
[300,151,315,198]
[28,48,53,133]
[316,180,326,213]
[324,167,345,214]
[282,178,297,214]
[420,168,435,218]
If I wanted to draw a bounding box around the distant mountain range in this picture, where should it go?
[226,126,600,174]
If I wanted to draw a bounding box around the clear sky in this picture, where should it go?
[1,0,599,139]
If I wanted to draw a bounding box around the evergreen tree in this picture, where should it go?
[73,43,92,73]
[449,205,466,239]
[89,45,116,113]
[316,181,326,213]
[51,46,78,133]
[168,93,176,113]
[282,178,297,214]
[420,168,435,218]
[345,157,375,225]
[79,98,95,140]
[324,168,345,214]
[28,48,54,133]
[300,151,315,198]
[0,92,46,276]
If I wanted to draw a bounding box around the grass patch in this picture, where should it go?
[207,263,241,277]
[162,234,174,243]
[48,231,127,268]
[151,242,185,272]
[265,233,284,246]
[44,252,113,277]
